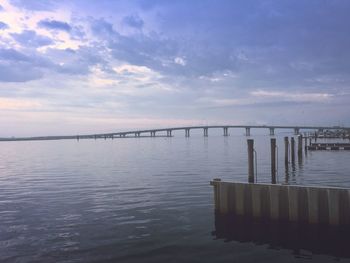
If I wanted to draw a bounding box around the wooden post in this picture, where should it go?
[291,137,295,163]
[247,139,255,183]
[271,138,276,184]
[298,135,303,157]
[204,128,208,137]
[284,137,289,166]
[304,136,308,153]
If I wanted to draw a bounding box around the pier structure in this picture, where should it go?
[210,137,350,227]
[308,143,350,150]
[210,180,350,226]
[0,125,348,141]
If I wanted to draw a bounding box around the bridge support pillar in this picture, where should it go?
[185,129,190,137]
[223,127,228,136]
[269,128,275,136]
[204,128,208,137]
[294,128,300,135]
[167,130,172,137]
[151,131,156,137]
[245,127,251,136]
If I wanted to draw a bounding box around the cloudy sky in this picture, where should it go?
[0,0,349,136]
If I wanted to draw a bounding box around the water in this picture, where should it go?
[0,134,350,262]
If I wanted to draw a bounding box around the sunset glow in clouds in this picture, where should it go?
[0,0,350,136]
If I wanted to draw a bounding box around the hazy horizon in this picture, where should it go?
[1,0,350,136]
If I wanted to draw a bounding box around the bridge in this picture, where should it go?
[0,125,348,142]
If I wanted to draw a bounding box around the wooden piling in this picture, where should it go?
[247,139,255,183]
[271,138,276,184]
[298,135,303,159]
[291,137,295,163]
[284,137,289,166]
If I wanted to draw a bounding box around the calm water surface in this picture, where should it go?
[1,134,350,262]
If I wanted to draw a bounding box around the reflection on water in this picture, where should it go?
[213,213,350,260]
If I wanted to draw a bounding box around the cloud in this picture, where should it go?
[0,48,31,61]
[250,90,333,102]
[0,62,43,82]
[10,30,53,47]
[122,15,144,29]
[0,5,3,11]
[38,19,72,32]
[45,46,108,76]
[1,0,350,135]
[0,46,103,82]
[10,0,57,11]
[0,21,8,30]
[90,18,117,38]
[174,57,186,66]
[0,97,42,110]
[0,48,50,82]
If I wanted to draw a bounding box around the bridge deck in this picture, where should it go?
[0,125,348,142]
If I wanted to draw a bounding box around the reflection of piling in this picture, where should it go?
[291,137,295,164]
[284,137,289,166]
[271,138,276,184]
[247,139,255,183]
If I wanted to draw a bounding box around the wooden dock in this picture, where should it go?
[307,143,350,150]
[210,180,350,226]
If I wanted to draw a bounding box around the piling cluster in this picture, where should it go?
[211,132,350,226]
[247,135,305,184]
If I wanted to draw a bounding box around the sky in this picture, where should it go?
[0,0,350,136]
